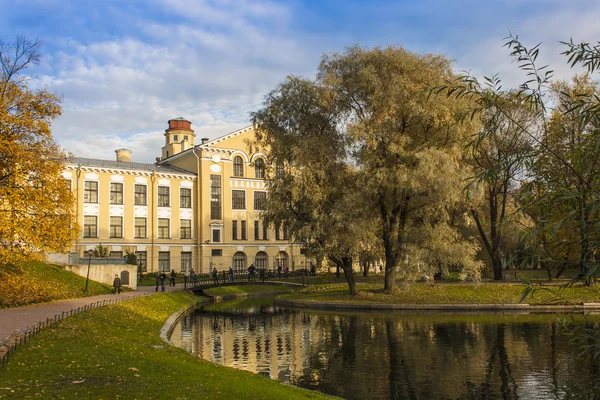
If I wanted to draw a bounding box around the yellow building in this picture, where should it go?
[64,118,307,274]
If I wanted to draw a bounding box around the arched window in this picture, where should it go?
[276,161,284,179]
[276,251,288,269]
[233,156,244,177]
[233,251,247,271]
[254,158,265,179]
[255,251,268,269]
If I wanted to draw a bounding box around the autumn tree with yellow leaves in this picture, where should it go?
[0,36,76,268]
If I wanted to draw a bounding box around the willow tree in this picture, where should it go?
[251,77,376,296]
[463,92,535,280]
[0,36,77,268]
[319,46,481,292]
[253,45,482,295]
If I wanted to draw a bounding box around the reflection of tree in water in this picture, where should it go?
[173,307,600,400]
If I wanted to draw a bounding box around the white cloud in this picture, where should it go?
[32,1,316,163]
[19,0,600,164]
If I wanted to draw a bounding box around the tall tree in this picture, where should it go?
[251,77,374,296]
[0,36,77,267]
[253,46,482,295]
[434,36,600,284]
[319,46,481,292]
[466,92,534,280]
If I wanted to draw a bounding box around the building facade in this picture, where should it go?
[64,118,307,274]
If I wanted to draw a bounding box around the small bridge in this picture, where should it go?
[184,269,309,293]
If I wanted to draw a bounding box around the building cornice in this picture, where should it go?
[66,164,197,180]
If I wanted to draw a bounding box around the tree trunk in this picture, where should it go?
[542,261,552,281]
[493,255,503,281]
[341,257,359,296]
[330,255,359,296]
[363,261,370,277]
[384,252,396,294]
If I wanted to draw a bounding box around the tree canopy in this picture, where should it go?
[0,36,76,268]
[252,45,483,293]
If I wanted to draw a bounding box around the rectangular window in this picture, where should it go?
[275,222,281,240]
[212,228,221,243]
[136,251,147,272]
[241,220,247,240]
[232,220,238,240]
[180,219,191,239]
[211,249,222,257]
[254,221,260,240]
[210,175,221,220]
[83,215,97,238]
[109,251,123,259]
[254,191,267,210]
[110,182,123,204]
[158,186,170,207]
[134,217,147,238]
[283,224,289,240]
[181,252,192,273]
[134,184,147,205]
[158,218,170,239]
[263,221,268,240]
[180,188,192,208]
[109,216,123,238]
[84,181,98,203]
[232,190,245,210]
[158,251,170,272]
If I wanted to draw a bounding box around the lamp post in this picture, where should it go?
[138,258,143,284]
[84,249,94,293]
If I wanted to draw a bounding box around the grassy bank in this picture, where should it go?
[0,292,334,400]
[0,262,117,309]
[280,282,600,305]
[203,284,296,296]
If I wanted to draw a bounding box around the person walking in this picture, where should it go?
[190,268,197,286]
[247,263,256,282]
[160,272,166,292]
[155,272,160,292]
[113,274,121,294]
[228,266,234,282]
[169,269,176,286]
[212,268,219,284]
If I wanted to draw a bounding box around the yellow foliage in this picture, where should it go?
[0,42,77,266]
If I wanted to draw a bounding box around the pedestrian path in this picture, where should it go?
[0,283,186,352]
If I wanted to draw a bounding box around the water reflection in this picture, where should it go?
[170,300,600,399]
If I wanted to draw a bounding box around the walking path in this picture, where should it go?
[0,284,186,352]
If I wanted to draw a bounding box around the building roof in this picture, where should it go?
[69,157,196,176]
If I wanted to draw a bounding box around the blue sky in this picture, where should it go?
[1,0,599,162]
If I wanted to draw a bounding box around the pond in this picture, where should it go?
[169,297,600,399]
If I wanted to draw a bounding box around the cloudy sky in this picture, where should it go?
[1,0,599,162]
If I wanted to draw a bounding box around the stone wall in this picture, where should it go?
[64,264,138,290]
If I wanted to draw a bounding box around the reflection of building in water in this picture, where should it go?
[170,308,600,400]
[170,307,320,382]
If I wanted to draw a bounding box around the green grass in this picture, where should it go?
[203,284,296,296]
[0,262,120,309]
[0,292,335,399]
[280,282,600,305]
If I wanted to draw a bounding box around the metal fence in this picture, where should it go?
[185,268,311,287]
[0,293,150,370]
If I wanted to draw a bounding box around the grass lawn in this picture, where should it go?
[280,282,600,305]
[0,262,119,309]
[0,292,335,400]
[203,284,296,296]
